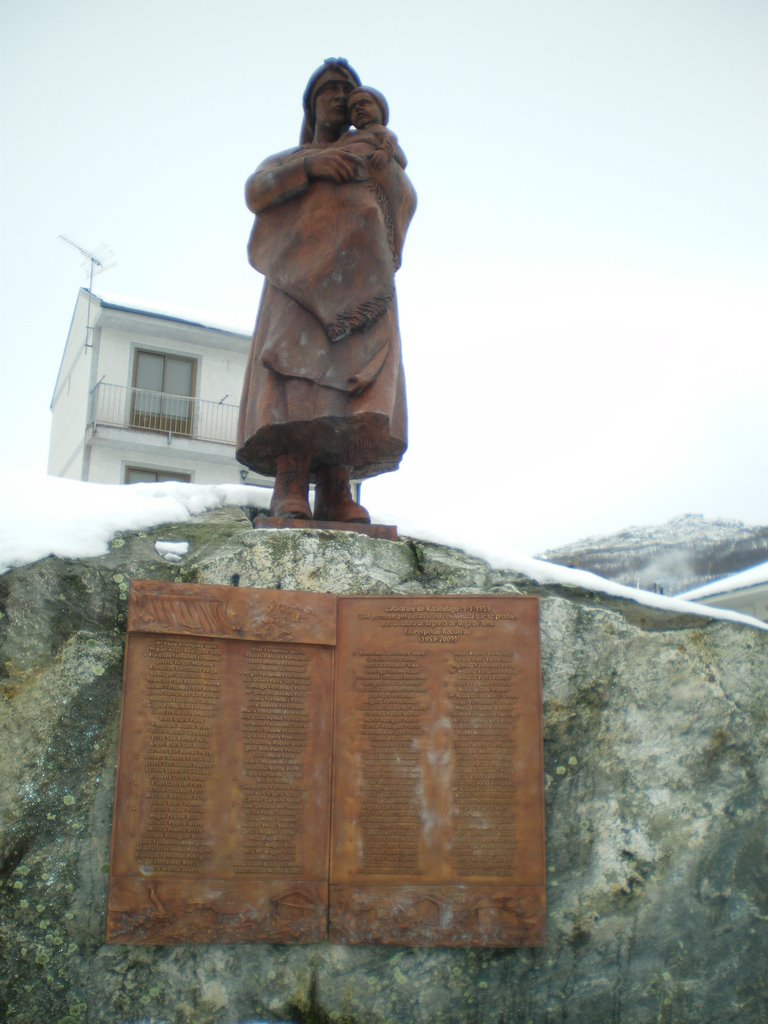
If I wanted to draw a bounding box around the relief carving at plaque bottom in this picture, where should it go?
[328,885,545,947]
[106,878,327,945]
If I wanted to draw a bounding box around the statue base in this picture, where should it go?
[250,517,398,541]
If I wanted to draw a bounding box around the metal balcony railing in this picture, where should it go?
[90,382,239,445]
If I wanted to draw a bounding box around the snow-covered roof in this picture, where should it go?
[95,289,251,339]
[50,290,252,405]
[2,471,766,632]
[677,560,768,601]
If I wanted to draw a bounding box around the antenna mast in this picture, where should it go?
[59,235,116,349]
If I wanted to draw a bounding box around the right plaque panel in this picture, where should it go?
[330,596,546,947]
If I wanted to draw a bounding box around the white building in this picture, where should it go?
[48,290,268,487]
[677,563,768,624]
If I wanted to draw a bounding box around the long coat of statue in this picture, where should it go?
[236,68,416,485]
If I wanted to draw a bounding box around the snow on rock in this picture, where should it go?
[678,559,768,600]
[538,513,768,596]
[1,471,765,631]
[0,471,269,574]
[396,520,768,632]
[155,540,191,563]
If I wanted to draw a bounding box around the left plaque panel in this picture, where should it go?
[106,580,337,945]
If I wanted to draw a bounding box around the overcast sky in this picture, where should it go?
[1,0,766,555]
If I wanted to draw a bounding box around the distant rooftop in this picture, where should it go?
[94,288,251,338]
[678,560,768,602]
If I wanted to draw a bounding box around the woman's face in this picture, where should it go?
[313,76,354,136]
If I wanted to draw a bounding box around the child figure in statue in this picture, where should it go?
[338,86,407,171]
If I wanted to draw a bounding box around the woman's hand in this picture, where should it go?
[305,149,364,182]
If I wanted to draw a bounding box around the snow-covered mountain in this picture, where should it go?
[538,514,768,596]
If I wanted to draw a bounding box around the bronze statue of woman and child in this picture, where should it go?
[236,58,416,524]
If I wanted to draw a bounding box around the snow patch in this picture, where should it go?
[678,559,768,600]
[1,471,765,632]
[155,540,190,563]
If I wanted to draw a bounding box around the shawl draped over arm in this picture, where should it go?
[245,145,416,394]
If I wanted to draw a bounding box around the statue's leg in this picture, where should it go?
[269,453,312,519]
[314,466,370,524]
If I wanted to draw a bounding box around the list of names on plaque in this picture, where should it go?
[448,650,519,877]
[356,652,427,875]
[136,636,221,873]
[237,644,312,875]
[330,595,545,946]
[108,583,545,948]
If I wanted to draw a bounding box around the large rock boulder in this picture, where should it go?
[1,509,766,1023]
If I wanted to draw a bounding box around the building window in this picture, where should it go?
[131,350,196,435]
[124,466,192,484]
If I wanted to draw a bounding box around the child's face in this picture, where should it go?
[349,92,382,129]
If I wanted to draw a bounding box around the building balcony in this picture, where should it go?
[90,382,239,447]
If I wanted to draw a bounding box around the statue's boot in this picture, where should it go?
[314,466,370,523]
[269,454,312,519]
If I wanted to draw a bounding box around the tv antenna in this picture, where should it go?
[59,235,116,350]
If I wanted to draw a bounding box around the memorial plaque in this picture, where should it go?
[106,582,336,944]
[108,584,545,946]
[330,597,545,946]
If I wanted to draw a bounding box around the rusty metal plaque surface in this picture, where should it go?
[108,585,545,946]
[330,596,545,946]
[106,582,336,944]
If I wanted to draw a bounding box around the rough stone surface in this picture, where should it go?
[1,508,766,1024]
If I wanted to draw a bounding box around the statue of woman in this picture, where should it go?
[236,59,416,522]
